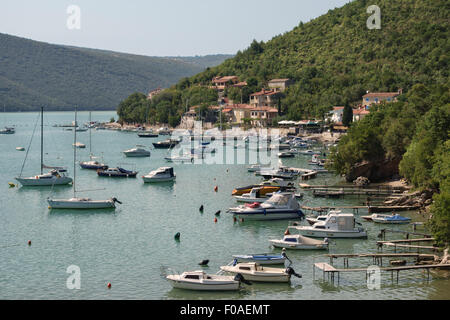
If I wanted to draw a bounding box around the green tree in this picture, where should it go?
[342,103,353,127]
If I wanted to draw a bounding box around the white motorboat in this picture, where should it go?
[260,167,300,180]
[305,210,342,225]
[233,187,270,203]
[123,147,151,157]
[289,213,367,238]
[166,271,241,291]
[232,253,286,265]
[259,178,295,189]
[0,126,15,134]
[270,234,329,250]
[16,147,25,151]
[228,192,304,221]
[142,167,176,183]
[247,164,272,172]
[220,262,301,283]
[47,197,118,209]
[73,142,86,148]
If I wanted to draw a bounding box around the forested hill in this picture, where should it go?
[181,0,448,119]
[0,33,231,111]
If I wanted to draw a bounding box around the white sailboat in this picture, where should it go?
[47,107,121,210]
[15,106,73,186]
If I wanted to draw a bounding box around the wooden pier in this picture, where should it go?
[300,205,420,215]
[313,261,450,284]
[301,171,318,180]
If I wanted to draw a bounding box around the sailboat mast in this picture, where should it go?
[40,106,43,175]
[73,107,77,196]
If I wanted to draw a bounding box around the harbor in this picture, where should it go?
[0,111,449,300]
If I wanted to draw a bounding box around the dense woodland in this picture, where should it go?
[0,32,231,111]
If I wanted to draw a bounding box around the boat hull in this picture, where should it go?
[230,210,304,221]
[123,152,150,157]
[270,240,328,250]
[143,176,175,183]
[47,199,115,209]
[294,227,367,239]
[166,277,239,291]
[220,267,290,283]
[15,176,72,186]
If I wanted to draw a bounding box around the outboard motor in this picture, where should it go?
[112,197,122,204]
[234,273,252,285]
[285,267,302,279]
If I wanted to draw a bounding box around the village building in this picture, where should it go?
[353,106,370,122]
[147,88,162,100]
[249,89,281,108]
[267,79,293,92]
[327,106,345,123]
[249,106,279,127]
[362,89,402,108]
[211,76,247,91]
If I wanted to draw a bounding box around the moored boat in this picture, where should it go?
[166,271,242,291]
[123,147,151,157]
[220,262,301,283]
[232,254,286,265]
[97,167,137,177]
[270,234,329,250]
[142,167,176,183]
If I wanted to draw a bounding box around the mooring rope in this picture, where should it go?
[18,112,40,177]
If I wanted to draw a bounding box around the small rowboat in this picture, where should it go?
[232,254,286,265]
[363,213,411,224]
[270,234,329,250]
[220,263,301,283]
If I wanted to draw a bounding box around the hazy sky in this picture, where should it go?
[1,0,351,56]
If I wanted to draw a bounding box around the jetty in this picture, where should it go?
[300,205,420,215]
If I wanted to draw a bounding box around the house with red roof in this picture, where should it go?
[362,89,402,108]
[249,88,281,108]
[353,106,370,121]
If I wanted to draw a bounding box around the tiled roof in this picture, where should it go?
[363,92,399,98]
[250,89,279,96]
[268,79,290,83]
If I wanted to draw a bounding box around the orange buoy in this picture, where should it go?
[27,240,31,246]
[107,282,111,289]
[214,218,218,223]
[214,186,218,192]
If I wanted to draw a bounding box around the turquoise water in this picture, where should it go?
[0,111,449,300]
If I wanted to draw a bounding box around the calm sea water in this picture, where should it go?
[0,111,448,300]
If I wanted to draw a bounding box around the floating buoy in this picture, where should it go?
[174,232,181,240]
[284,229,290,236]
[107,282,111,289]
[27,240,31,246]
[199,205,204,212]
[215,210,221,216]
[214,218,218,223]
[214,186,218,192]
[233,217,237,222]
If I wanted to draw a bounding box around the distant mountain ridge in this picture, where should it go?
[0,33,232,111]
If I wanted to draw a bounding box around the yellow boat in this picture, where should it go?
[232,185,280,196]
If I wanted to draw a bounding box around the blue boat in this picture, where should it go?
[370,214,412,224]
[232,254,286,265]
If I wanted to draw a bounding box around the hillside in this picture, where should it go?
[183,0,448,119]
[0,33,231,111]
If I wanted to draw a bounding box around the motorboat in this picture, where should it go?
[157,127,171,135]
[247,164,273,172]
[16,169,73,186]
[220,262,301,283]
[79,159,108,170]
[232,254,286,265]
[138,131,158,138]
[228,193,304,221]
[97,167,137,177]
[123,147,151,157]
[233,187,271,203]
[73,142,86,148]
[260,178,295,189]
[166,271,241,291]
[152,139,180,149]
[165,154,194,163]
[270,234,329,250]
[142,167,176,183]
[298,149,320,155]
[278,151,295,158]
[47,197,119,209]
[16,147,25,151]
[0,126,15,134]
[363,213,411,224]
[289,213,367,238]
[232,185,281,196]
[305,210,342,225]
[260,167,300,180]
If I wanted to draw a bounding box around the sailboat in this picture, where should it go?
[47,107,121,209]
[15,107,73,186]
[79,112,108,170]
